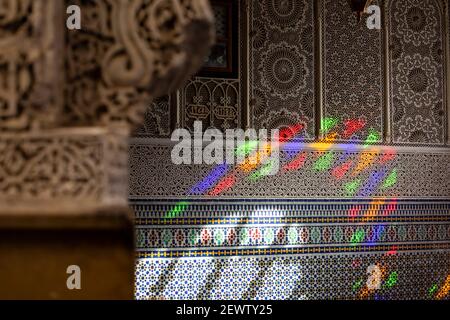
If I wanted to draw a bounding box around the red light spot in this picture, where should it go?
[283,152,307,171]
[386,245,398,256]
[381,199,397,216]
[331,160,353,180]
[352,259,361,268]
[349,205,362,218]
[201,229,211,244]
[379,150,396,164]
[209,174,236,196]
[278,124,304,142]
[343,119,366,139]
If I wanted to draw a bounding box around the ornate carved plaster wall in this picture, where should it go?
[0,0,64,132]
[322,0,384,142]
[388,0,447,145]
[0,0,215,210]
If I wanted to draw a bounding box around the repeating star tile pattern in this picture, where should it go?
[133,199,450,300]
[322,0,384,142]
[249,0,315,138]
[389,0,446,144]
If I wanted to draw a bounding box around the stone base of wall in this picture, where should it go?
[0,206,134,299]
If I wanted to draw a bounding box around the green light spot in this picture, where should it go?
[164,201,189,219]
[353,279,363,291]
[320,117,339,135]
[429,284,438,298]
[235,140,258,157]
[344,179,361,197]
[351,229,365,245]
[250,160,275,181]
[363,128,380,148]
[382,169,397,189]
[314,151,335,171]
[384,271,398,288]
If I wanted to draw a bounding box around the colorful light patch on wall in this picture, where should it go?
[313,151,335,171]
[281,138,306,160]
[283,152,308,171]
[239,143,272,172]
[310,132,339,151]
[279,123,304,142]
[331,160,353,180]
[169,118,398,220]
[351,229,365,245]
[379,150,396,164]
[384,271,398,288]
[357,169,387,197]
[209,174,237,196]
[250,160,276,181]
[362,128,380,148]
[386,245,398,256]
[429,284,439,298]
[344,179,361,197]
[352,152,378,177]
[382,169,397,189]
[320,117,339,135]
[350,197,400,299]
[381,200,397,216]
[435,275,450,300]
[189,163,229,195]
[347,200,400,298]
[164,201,190,219]
[235,140,258,158]
[361,198,385,223]
[353,279,363,291]
[343,118,366,139]
[348,205,362,219]
[348,199,396,246]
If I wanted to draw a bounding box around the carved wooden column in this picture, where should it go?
[0,0,214,299]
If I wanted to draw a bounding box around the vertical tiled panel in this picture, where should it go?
[249,0,315,138]
[389,0,446,144]
[322,0,384,141]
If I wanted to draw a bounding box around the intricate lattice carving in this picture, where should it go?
[65,0,215,130]
[128,140,450,199]
[0,0,215,209]
[0,129,128,208]
[134,96,172,137]
[0,0,63,132]
[323,0,384,141]
[171,1,243,134]
[389,0,446,144]
[180,78,240,131]
[249,0,315,137]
